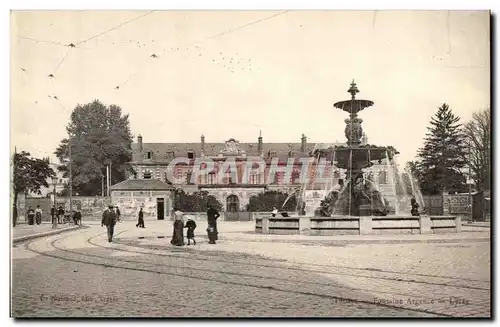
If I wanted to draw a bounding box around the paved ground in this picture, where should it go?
[12,223,78,239]
[11,221,490,318]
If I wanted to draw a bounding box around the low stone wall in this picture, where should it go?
[255,215,461,235]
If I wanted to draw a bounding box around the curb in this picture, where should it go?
[13,225,85,244]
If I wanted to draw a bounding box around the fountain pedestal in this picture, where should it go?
[359,204,373,216]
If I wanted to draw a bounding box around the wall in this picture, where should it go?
[422,195,444,216]
[17,196,109,222]
[111,190,172,219]
[447,193,471,216]
[255,215,461,235]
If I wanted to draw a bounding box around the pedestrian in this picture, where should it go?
[115,206,121,222]
[136,207,145,228]
[73,209,82,226]
[26,206,35,225]
[50,205,55,224]
[101,205,117,242]
[57,206,64,224]
[170,208,184,246]
[13,204,18,227]
[272,206,278,217]
[206,205,220,244]
[35,205,43,225]
[184,218,197,245]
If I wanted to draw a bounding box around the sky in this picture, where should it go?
[10,10,490,165]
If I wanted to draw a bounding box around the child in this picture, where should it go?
[184,218,197,245]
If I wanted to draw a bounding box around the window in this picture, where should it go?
[145,151,153,160]
[208,172,215,185]
[250,172,258,184]
[187,151,194,159]
[378,170,388,184]
[144,171,152,179]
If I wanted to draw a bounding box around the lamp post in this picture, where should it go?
[52,177,58,229]
[68,138,73,222]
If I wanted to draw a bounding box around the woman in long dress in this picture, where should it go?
[170,208,185,246]
[35,205,43,225]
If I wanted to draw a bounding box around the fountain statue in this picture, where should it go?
[331,81,399,216]
[410,197,420,216]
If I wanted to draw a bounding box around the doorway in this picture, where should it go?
[226,195,240,221]
[156,198,165,220]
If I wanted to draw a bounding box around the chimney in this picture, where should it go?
[201,134,205,151]
[257,130,263,153]
[137,134,143,152]
[362,133,368,145]
[301,134,307,152]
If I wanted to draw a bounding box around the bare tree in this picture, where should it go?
[463,108,491,191]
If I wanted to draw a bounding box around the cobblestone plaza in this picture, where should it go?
[11,221,490,318]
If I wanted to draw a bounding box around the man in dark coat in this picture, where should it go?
[206,205,220,244]
[50,206,55,224]
[101,205,117,242]
[136,208,145,228]
[73,209,82,226]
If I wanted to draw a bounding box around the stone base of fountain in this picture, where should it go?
[254,215,462,235]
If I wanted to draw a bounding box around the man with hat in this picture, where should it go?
[101,205,117,242]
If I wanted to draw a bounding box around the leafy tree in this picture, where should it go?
[12,151,55,226]
[173,189,222,212]
[55,100,133,196]
[416,103,468,194]
[247,190,297,212]
[463,108,491,191]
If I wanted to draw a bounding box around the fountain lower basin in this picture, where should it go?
[255,215,461,235]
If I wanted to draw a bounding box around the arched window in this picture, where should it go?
[378,170,388,184]
[226,195,240,212]
[143,170,152,179]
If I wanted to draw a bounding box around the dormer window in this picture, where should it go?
[288,150,295,157]
[187,151,195,159]
[164,151,175,159]
[269,151,277,158]
[145,151,153,160]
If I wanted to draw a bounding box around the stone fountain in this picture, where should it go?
[255,81,462,235]
[330,80,399,216]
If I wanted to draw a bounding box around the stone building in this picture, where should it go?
[120,133,346,219]
[110,179,174,219]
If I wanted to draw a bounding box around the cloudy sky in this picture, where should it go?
[10,10,490,164]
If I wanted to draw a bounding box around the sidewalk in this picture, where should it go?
[12,223,81,243]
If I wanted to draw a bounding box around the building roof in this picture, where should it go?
[110,179,175,191]
[130,138,345,164]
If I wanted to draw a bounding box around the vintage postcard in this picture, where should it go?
[10,10,491,318]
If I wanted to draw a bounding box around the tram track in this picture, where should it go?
[19,229,489,317]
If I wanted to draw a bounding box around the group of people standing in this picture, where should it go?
[25,205,82,226]
[25,205,43,225]
[170,205,220,246]
[101,204,221,245]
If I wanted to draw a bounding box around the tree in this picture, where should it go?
[55,100,133,196]
[463,108,491,191]
[247,190,297,212]
[416,103,468,194]
[12,151,55,226]
[173,189,222,212]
